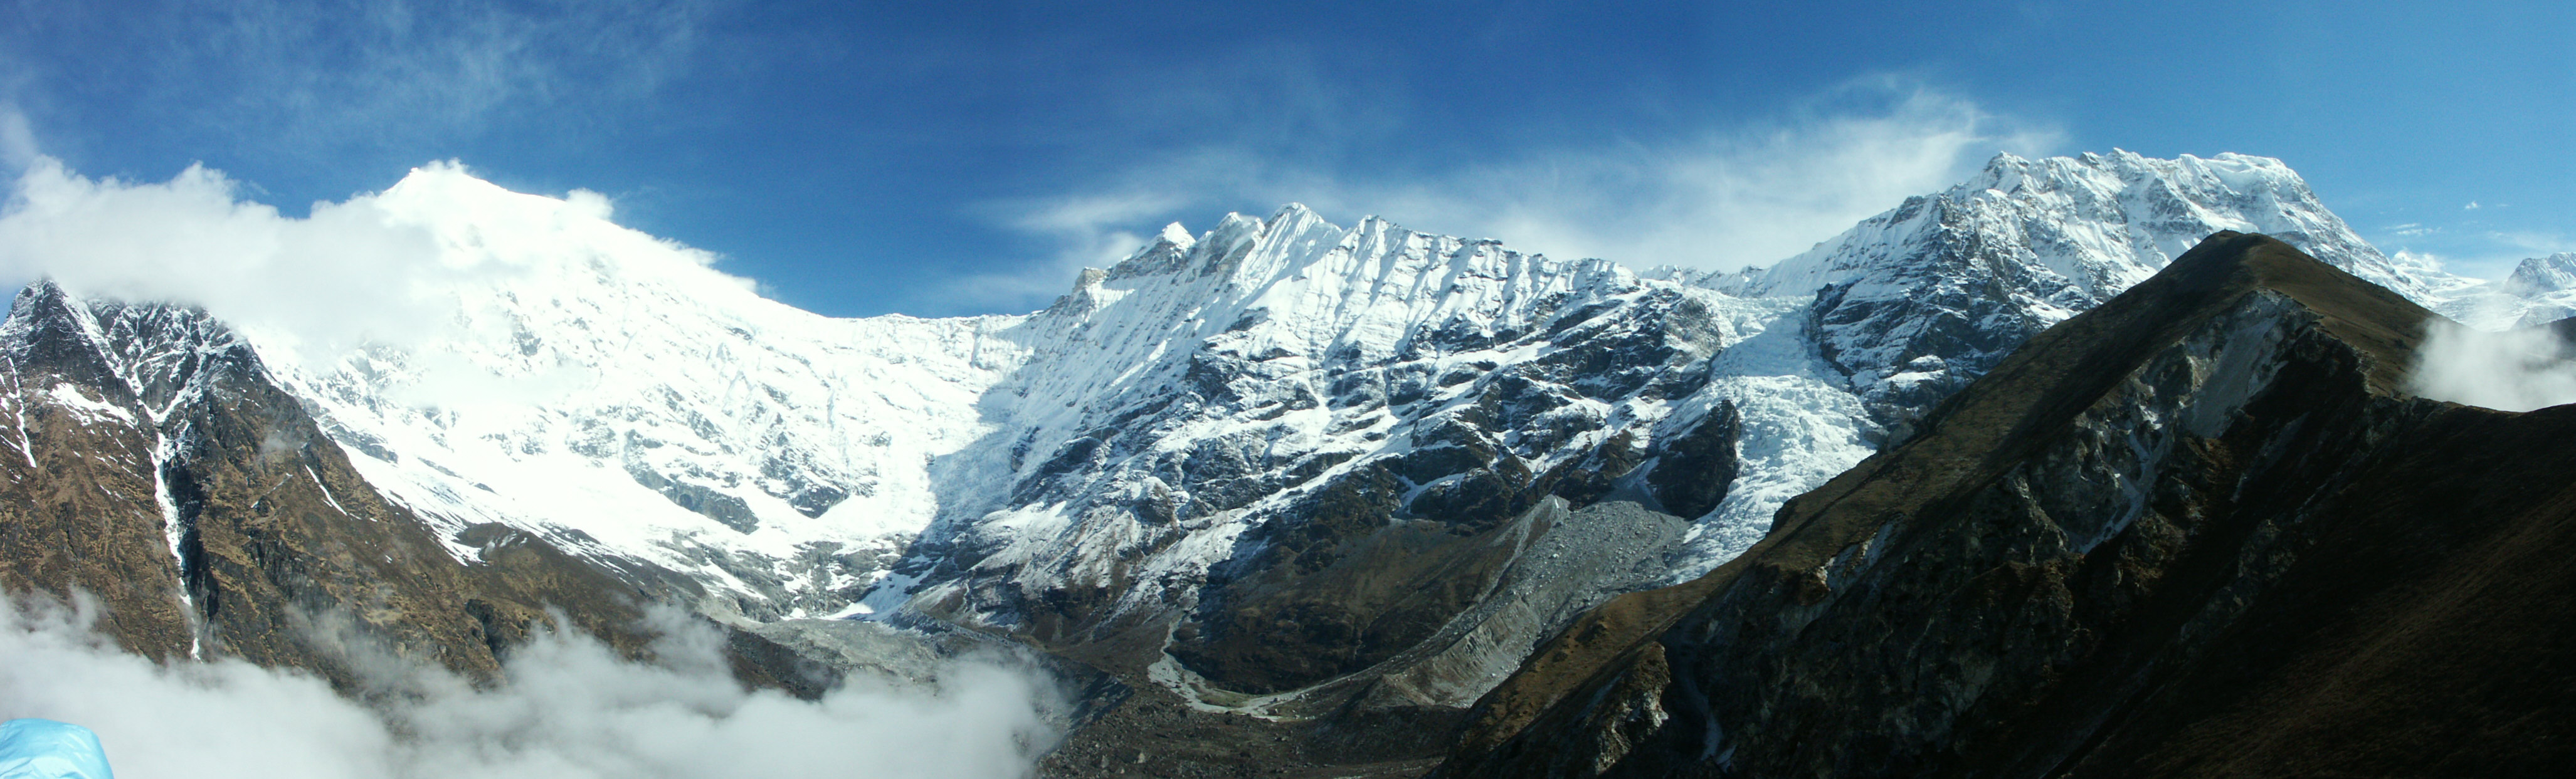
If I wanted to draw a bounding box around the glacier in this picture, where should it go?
[19,149,2545,707]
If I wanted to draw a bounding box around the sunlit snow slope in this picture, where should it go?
[259,169,1030,619]
[80,150,2531,635]
[885,150,2481,644]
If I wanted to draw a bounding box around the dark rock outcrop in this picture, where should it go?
[1442,233,2576,777]
[0,284,788,692]
[0,284,195,660]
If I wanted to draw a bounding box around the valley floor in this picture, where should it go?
[1039,684,1440,779]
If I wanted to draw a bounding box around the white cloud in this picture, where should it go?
[988,77,2060,306]
[2465,201,2483,210]
[0,103,34,173]
[0,157,757,379]
[1369,83,2061,271]
[2391,249,2452,272]
[13,0,716,158]
[922,192,1188,313]
[2408,318,2576,412]
[2492,230,2575,256]
[0,595,1058,779]
[0,158,450,365]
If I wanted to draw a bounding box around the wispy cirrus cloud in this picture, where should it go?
[4,0,720,164]
[1349,80,2062,272]
[926,191,1192,312]
[0,103,34,172]
[2492,229,2573,256]
[959,76,2059,313]
[2371,219,2575,283]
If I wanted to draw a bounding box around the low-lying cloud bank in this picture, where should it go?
[0,597,1058,778]
[2408,318,2576,412]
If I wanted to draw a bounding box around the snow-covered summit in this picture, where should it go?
[2468,252,2576,328]
[256,165,1033,619]
[1697,150,2461,437]
[2507,252,2576,294]
[874,149,2510,699]
[2402,251,2576,330]
[37,151,2545,640]
[894,201,1732,622]
[1723,150,2407,299]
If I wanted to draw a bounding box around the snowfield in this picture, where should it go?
[96,150,2523,627]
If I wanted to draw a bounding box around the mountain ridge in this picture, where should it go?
[4,149,2562,776]
[1437,231,2576,778]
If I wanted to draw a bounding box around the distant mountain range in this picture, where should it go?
[3,151,2568,776]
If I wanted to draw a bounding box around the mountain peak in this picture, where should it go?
[2506,252,2576,295]
[8,277,71,315]
[1156,221,1195,248]
[1441,231,2563,778]
[2,278,107,355]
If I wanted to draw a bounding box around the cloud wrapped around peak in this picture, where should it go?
[0,158,754,370]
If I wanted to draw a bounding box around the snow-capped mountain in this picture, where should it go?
[884,206,1812,694]
[1438,231,2576,779]
[249,169,1031,620]
[1706,151,2434,439]
[870,150,2487,703]
[14,150,2542,718]
[2499,252,2576,325]
[2411,251,2576,329]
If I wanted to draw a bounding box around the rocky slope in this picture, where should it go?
[888,152,2505,763]
[1439,233,2576,778]
[0,280,840,694]
[7,150,2560,775]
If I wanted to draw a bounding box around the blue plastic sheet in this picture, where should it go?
[0,719,112,779]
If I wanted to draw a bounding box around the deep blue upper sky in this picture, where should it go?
[3,1,2568,317]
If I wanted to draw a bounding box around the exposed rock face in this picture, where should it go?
[895,211,1759,709]
[17,152,2570,777]
[10,154,2436,721]
[0,283,733,689]
[0,285,194,661]
[1440,233,2576,778]
[932,154,2478,767]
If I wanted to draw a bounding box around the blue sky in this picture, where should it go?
[1,1,2568,317]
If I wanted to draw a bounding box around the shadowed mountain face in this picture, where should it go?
[1441,233,2576,778]
[11,154,2569,778]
